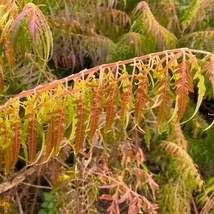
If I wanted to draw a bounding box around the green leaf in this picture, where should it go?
[182,70,206,123]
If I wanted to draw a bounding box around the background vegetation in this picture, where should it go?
[0,0,214,213]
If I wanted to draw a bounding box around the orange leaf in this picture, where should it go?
[11,122,21,168]
[28,114,37,162]
[89,85,101,141]
[75,99,86,154]
[44,115,54,160]
[134,73,153,124]
[99,194,114,201]
[174,62,194,122]
[157,78,174,131]
[104,84,118,133]
[53,110,66,155]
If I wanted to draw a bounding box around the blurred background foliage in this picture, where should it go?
[0,0,214,213]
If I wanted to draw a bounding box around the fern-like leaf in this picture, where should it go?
[132,1,177,50]
[148,0,180,34]
[53,109,66,155]
[120,83,132,129]
[155,77,174,132]
[27,114,37,162]
[179,31,214,52]
[4,147,12,174]
[174,61,194,123]
[2,125,12,174]
[10,3,53,61]
[104,83,118,133]
[11,122,21,168]
[44,114,54,160]
[134,73,153,125]
[162,141,204,191]
[180,0,210,32]
[89,85,102,141]
[75,99,86,154]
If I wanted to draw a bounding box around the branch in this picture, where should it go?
[0,165,39,194]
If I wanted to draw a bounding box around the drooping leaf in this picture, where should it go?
[3,40,14,76]
[1,123,12,174]
[44,114,54,160]
[180,0,210,32]
[10,3,53,61]
[134,73,153,125]
[182,70,206,123]
[132,1,177,50]
[27,114,37,162]
[174,61,194,123]
[104,83,118,133]
[155,77,174,132]
[107,199,120,214]
[75,99,86,154]
[11,122,21,168]
[4,146,12,174]
[89,85,102,141]
[53,109,66,155]
[120,83,132,129]
[162,141,204,191]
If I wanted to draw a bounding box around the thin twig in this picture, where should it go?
[21,182,52,189]
[192,198,199,214]
[0,165,38,194]
[15,188,24,214]
[30,177,40,214]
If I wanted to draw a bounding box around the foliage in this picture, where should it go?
[0,0,214,214]
[0,0,55,104]
[0,47,214,213]
[37,0,214,74]
[38,192,59,214]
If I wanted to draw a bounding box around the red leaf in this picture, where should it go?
[9,7,31,32]
[89,85,101,141]
[75,99,86,153]
[28,114,37,162]
[104,84,118,133]
[27,9,40,45]
[99,194,114,201]
[53,109,66,155]
[174,62,194,122]
[118,191,129,204]
[147,174,159,200]
[11,122,21,168]
[99,182,118,189]
[128,197,138,214]
[107,200,120,214]
[134,73,153,124]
